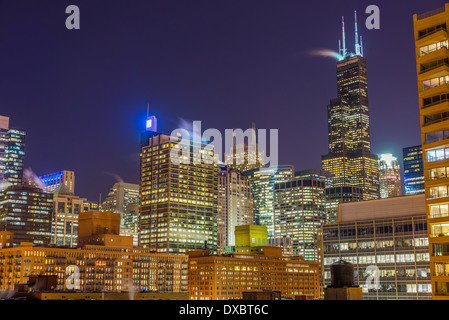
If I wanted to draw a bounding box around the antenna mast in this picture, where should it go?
[354,10,363,56]
[339,16,347,58]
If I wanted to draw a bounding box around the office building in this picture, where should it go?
[414,3,449,299]
[295,168,333,188]
[403,145,425,195]
[0,184,52,246]
[121,203,139,247]
[39,170,75,193]
[325,186,364,225]
[140,132,218,253]
[321,14,379,201]
[273,178,327,261]
[322,194,431,300]
[217,165,253,253]
[51,184,94,247]
[0,115,26,189]
[0,211,188,293]
[243,166,293,238]
[225,123,264,173]
[379,153,402,198]
[100,182,139,221]
[187,247,320,300]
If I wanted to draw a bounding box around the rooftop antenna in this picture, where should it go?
[354,10,363,56]
[339,16,347,58]
[360,36,364,57]
[147,103,149,118]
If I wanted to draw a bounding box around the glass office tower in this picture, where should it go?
[273,178,327,261]
[403,145,425,195]
[243,166,293,238]
[0,116,25,189]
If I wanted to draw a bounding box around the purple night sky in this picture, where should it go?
[0,0,445,201]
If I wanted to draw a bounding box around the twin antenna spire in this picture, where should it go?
[339,10,363,59]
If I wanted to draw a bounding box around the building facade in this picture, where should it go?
[139,132,218,253]
[0,115,26,189]
[273,178,327,261]
[225,124,264,173]
[187,248,320,300]
[414,4,449,299]
[100,182,139,221]
[217,165,253,253]
[0,235,188,293]
[322,194,431,300]
[243,166,293,238]
[403,145,425,195]
[0,184,52,246]
[51,184,94,247]
[379,153,402,198]
[39,171,75,193]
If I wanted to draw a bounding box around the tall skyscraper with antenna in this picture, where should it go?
[322,12,379,205]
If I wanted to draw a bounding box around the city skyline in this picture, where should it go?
[0,1,443,202]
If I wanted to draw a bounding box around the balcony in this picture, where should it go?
[419,46,449,65]
[423,113,449,127]
[417,26,449,47]
[420,60,449,76]
[422,96,449,110]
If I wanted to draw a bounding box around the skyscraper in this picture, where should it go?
[100,182,139,221]
[0,115,26,189]
[379,153,402,198]
[273,178,327,261]
[414,3,449,299]
[217,165,253,253]
[0,184,52,246]
[225,123,264,173]
[321,12,379,201]
[403,145,425,195]
[139,130,218,253]
[243,166,293,238]
[51,183,94,247]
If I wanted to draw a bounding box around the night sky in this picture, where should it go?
[0,0,446,202]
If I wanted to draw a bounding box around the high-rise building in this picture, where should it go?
[242,166,293,238]
[295,168,333,187]
[273,178,327,261]
[321,13,379,201]
[325,186,364,224]
[379,153,402,198]
[120,203,139,247]
[322,194,431,300]
[217,165,253,253]
[100,182,139,222]
[414,4,449,299]
[51,184,94,247]
[140,132,218,253]
[403,145,425,195]
[0,184,52,245]
[39,170,75,193]
[0,115,26,189]
[225,124,264,173]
